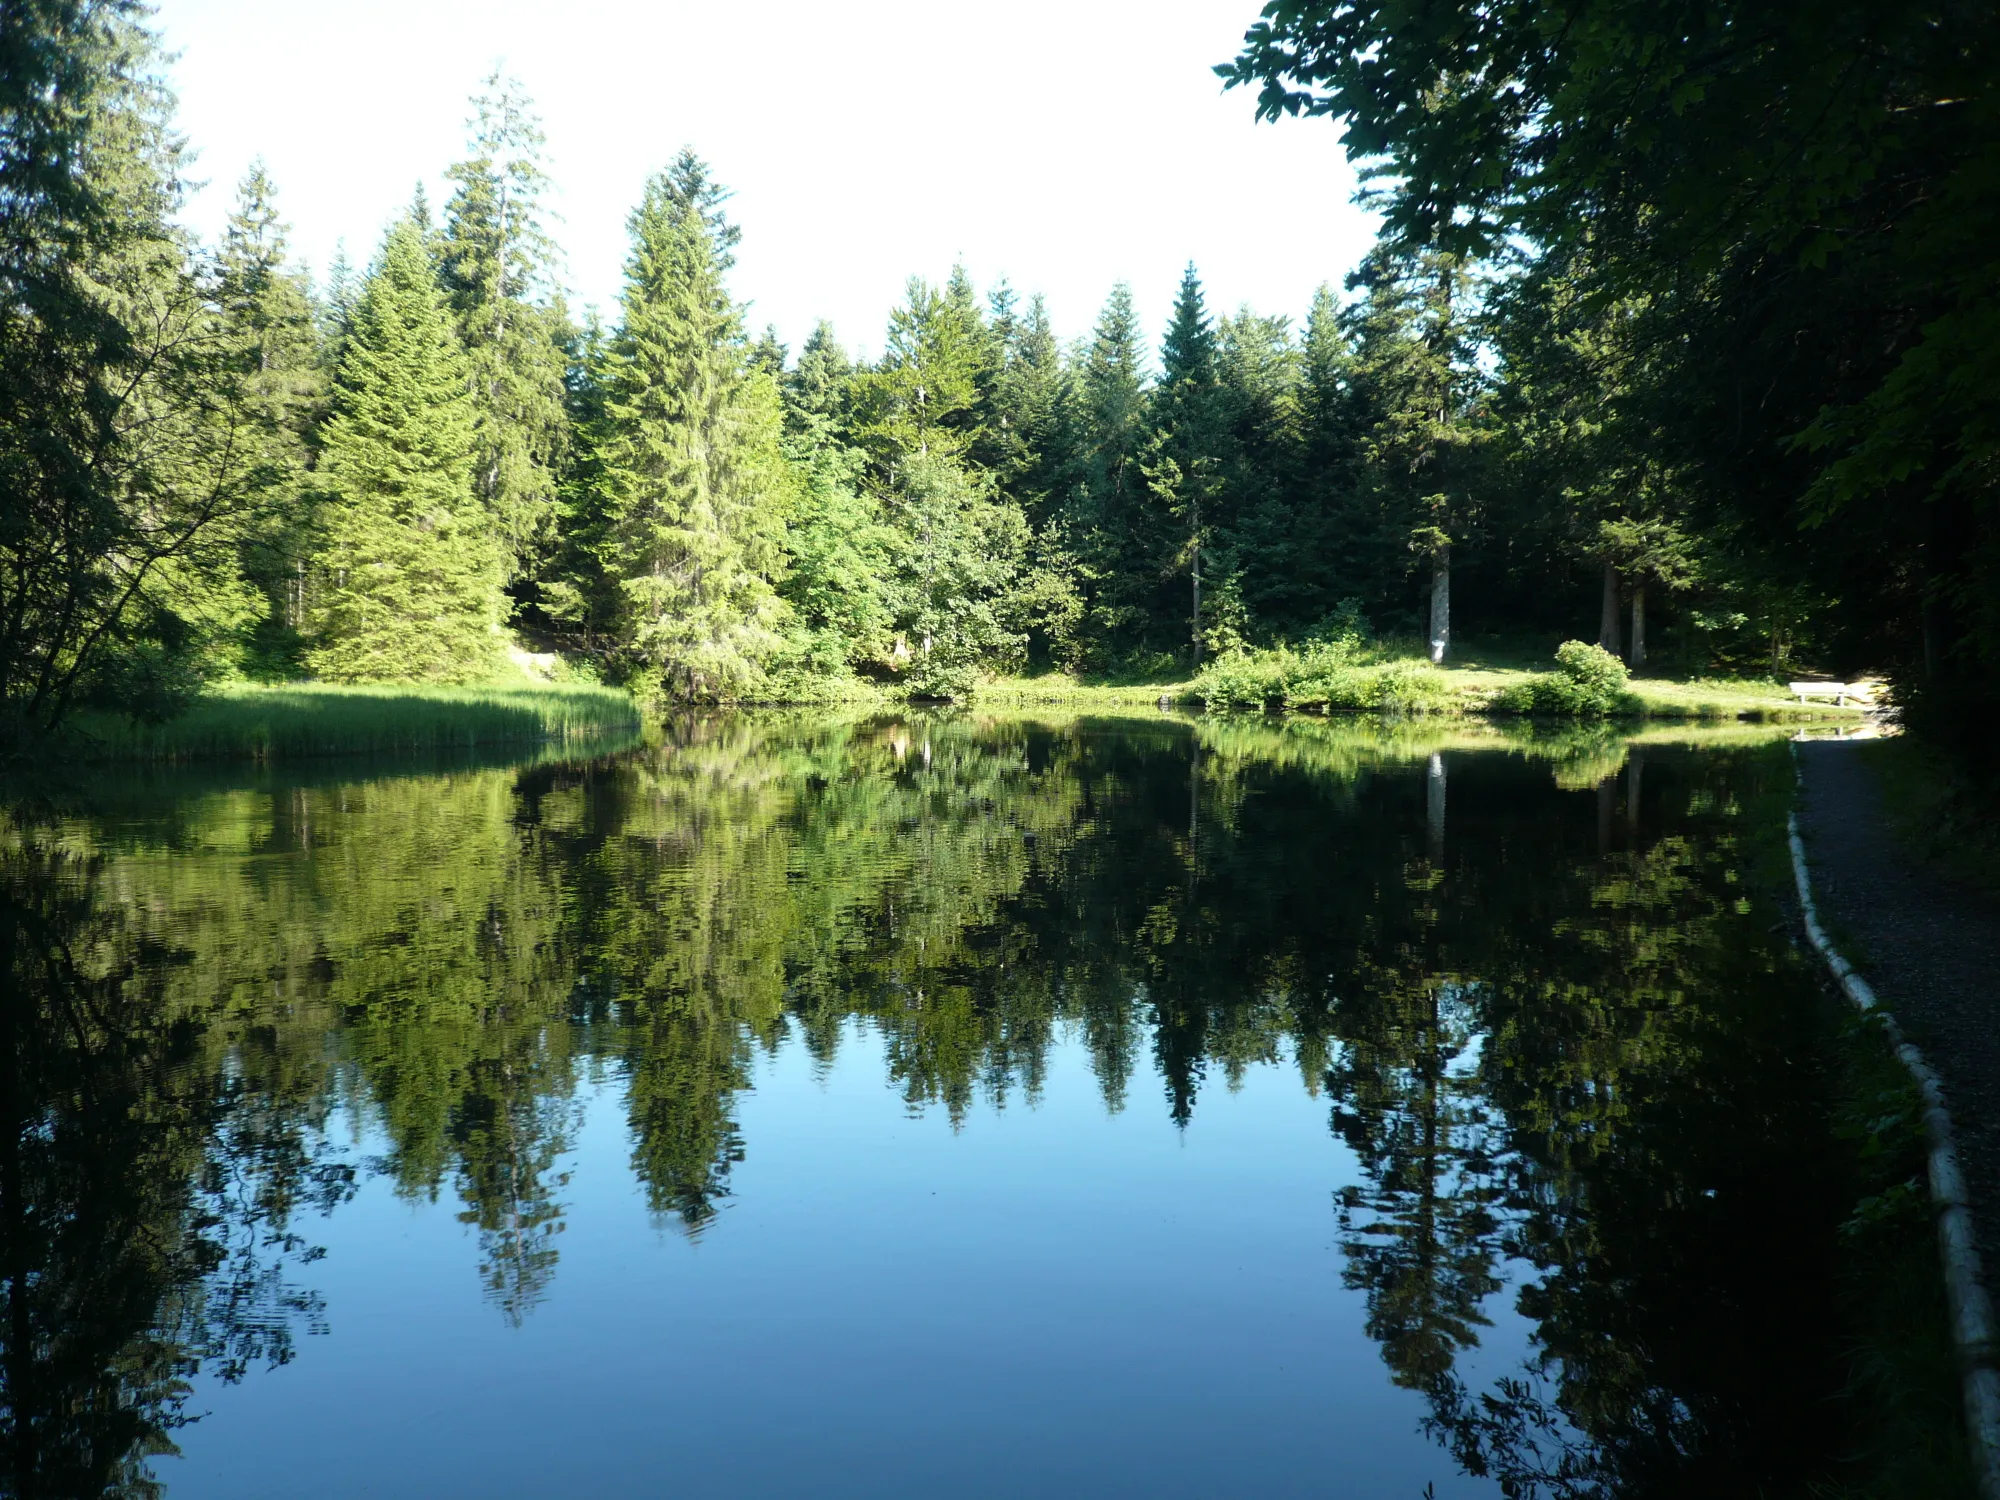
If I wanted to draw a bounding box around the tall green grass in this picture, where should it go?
[69,681,643,762]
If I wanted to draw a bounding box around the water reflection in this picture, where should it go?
[2,714,1861,1496]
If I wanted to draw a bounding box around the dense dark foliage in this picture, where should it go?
[1223,0,2000,744]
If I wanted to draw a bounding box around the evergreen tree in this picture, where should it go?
[441,73,572,572]
[1143,264,1234,663]
[1340,244,1482,657]
[587,153,787,700]
[215,162,324,670]
[853,274,989,470]
[307,215,505,682]
[1287,281,1366,626]
[1213,307,1302,639]
[0,3,284,731]
[318,239,358,367]
[784,320,856,441]
[988,291,1070,518]
[1072,281,1152,658]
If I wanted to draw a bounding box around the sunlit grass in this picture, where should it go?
[70,681,643,762]
[968,674,1189,710]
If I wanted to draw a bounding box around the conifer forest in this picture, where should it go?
[7,1,1993,750]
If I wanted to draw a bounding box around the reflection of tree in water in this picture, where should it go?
[1332,974,1508,1395]
[0,847,351,1498]
[1329,779,1863,1499]
[13,719,1875,1497]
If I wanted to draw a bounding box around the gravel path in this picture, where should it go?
[1796,740,2000,1261]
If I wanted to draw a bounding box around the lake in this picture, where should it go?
[1,712,1870,1498]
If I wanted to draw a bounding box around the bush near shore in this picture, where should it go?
[1184,638,1865,722]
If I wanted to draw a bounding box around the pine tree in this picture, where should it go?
[784,320,855,441]
[0,3,284,730]
[989,292,1069,518]
[853,274,989,470]
[1144,263,1233,663]
[318,239,358,367]
[307,215,505,682]
[589,153,786,700]
[1290,281,1367,625]
[1214,307,1301,636]
[1340,244,1481,660]
[441,73,572,572]
[216,162,324,668]
[1076,282,1148,507]
[1070,282,1152,658]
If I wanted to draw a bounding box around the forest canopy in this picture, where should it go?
[2,1,1988,743]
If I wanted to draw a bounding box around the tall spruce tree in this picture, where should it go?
[588,152,787,700]
[1072,282,1152,657]
[1143,263,1233,663]
[216,162,323,668]
[441,73,572,572]
[1340,245,1480,660]
[854,274,990,471]
[1214,307,1302,639]
[307,215,504,682]
[988,291,1070,519]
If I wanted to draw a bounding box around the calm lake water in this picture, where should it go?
[3,714,1866,1498]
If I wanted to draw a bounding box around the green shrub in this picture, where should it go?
[1498,640,1639,717]
[1191,635,1455,715]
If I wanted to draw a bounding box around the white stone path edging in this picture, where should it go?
[1787,750,2000,1497]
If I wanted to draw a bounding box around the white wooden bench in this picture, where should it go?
[1789,681,1865,706]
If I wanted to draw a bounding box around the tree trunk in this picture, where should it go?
[1628,584,1646,670]
[1626,749,1645,839]
[1426,752,1446,863]
[1428,548,1450,664]
[1599,562,1622,655]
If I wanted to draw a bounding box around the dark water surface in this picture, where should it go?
[3,714,1865,1498]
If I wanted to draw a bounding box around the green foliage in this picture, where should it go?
[217,162,326,678]
[307,216,506,683]
[884,454,1029,698]
[1190,634,1457,714]
[0,6,286,737]
[1499,640,1638,717]
[579,154,787,702]
[440,73,572,570]
[1223,0,2000,749]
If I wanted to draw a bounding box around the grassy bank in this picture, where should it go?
[1182,639,1866,722]
[69,681,643,762]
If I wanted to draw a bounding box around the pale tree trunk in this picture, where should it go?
[1628,585,1647,670]
[1428,547,1450,664]
[1599,562,1622,655]
[1426,752,1446,863]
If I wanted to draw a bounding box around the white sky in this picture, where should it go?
[154,0,1379,363]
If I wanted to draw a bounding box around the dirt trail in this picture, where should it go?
[1795,740,2000,1262]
